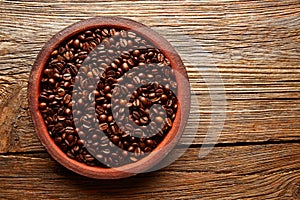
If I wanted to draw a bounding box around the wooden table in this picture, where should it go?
[1,1,299,199]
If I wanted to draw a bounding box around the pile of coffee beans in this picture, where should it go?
[39,27,178,167]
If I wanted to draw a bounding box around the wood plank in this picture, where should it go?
[1,90,300,153]
[0,144,299,199]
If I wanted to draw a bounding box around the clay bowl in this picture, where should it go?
[28,17,190,179]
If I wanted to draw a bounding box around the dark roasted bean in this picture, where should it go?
[39,102,47,109]
[145,139,154,147]
[128,146,135,152]
[99,123,108,131]
[121,63,129,72]
[99,114,107,122]
[166,118,172,127]
[111,135,120,144]
[155,116,164,124]
[57,88,65,97]
[54,137,62,144]
[139,96,147,105]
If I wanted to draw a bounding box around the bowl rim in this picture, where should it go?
[28,17,190,179]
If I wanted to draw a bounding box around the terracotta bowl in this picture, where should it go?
[28,17,190,179]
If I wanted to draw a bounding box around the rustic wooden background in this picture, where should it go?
[0,0,300,199]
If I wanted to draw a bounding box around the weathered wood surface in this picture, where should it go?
[0,0,299,199]
[1,144,300,199]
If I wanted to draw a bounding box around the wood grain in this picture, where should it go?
[0,144,299,199]
[0,0,299,199]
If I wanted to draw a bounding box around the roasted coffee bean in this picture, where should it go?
[57,88,65,97]
[99,114,107,122]
[63,94,71,104]
[145,139,154,147]
[103,85,111,93]
[155,116,164,124]
[128,146,135,152]
[111,135,120,144]
[119,38,127,48]
[139,96,147,105]
[39,102,47,109]
[100,123,108,131]
[166,118,173,127]
[144,147,151,152]
[160,94,168,102]
[66,134,74,144]
[73,39,80,48]
[107,115,113,123]
[121,62,129,72]
[140,116,149,125]
[132,50,140,57]
[65,108,72,115]
[148,92,156,99]
[54,136,63,144]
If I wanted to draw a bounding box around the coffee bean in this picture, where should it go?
[160,94,168,102]
[135,147,141,155]
[106,93,112,99]
[111,62,118,70]
[121,63,129,72]
[77,139,85,146]
[132,111,140,119]
[43,68,54,77]
[139,96,147,105]
[57,88,65,97]
[140,116,149,125]
[126,58,134,66]
[119,30,127,38]
[144,147,151,152]
[111,135,120,144]
[127,31,136,38]
[87,71,93,79]
[103,85,111,93]
[39,102,47,109]
[100,123,108,131]
[73,39,80,48]
[48,78,55,85]
[148,92,156,99]
[54,137,62,144]
[65,108,72,115]
[130,156,138,162]
[66,134,74,144]
[107,115,113,123]
[145,139,154,147]
[133,99,140,107]
[120,38,128,47]
[85,154,95,162]
[128,146,135,152]
[132,50,140,57]
[51,49,58,56]
[99,114,107,122]
[63,94,71,105]
[157,53,165,62]
[155,116,164,124]
[166,118,173,127]
[63,73,72,81]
